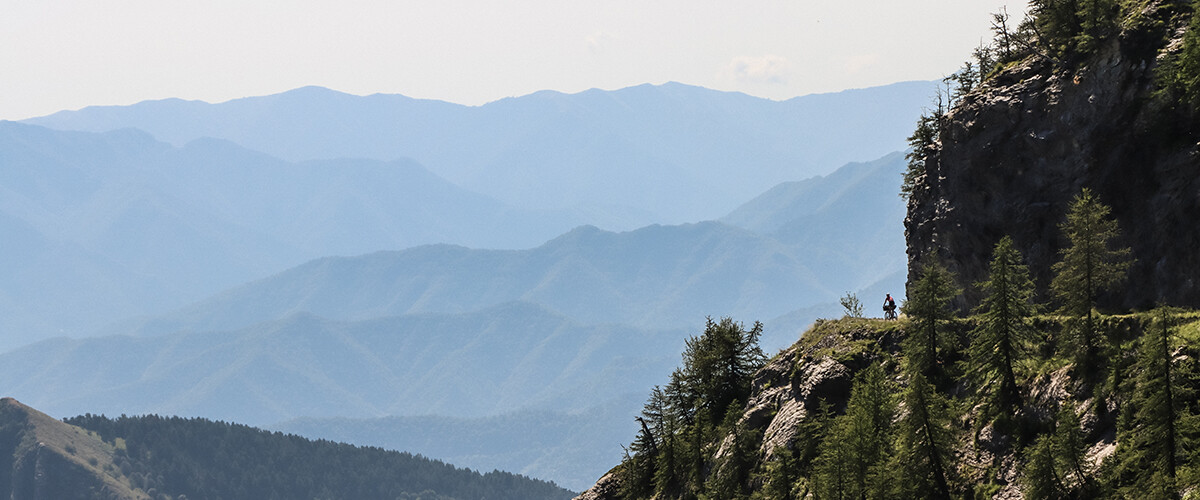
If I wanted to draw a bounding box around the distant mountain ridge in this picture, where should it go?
[25,81,937,224]
[0,121,583,348]
[0,151,910,491]
[113,153,907,345]
[124,222,826,338]
[0,302,682,425]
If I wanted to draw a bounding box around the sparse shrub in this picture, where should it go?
[840,292,864,318]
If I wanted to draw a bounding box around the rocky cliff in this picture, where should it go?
[572,319,901,499]
[573,313,1200,499]
[905,2,1200,309]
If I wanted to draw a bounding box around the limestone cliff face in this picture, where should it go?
[905,10,1200,309]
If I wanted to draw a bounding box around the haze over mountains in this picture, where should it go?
[0,151,909,489]
[26,81,934,225]
[3,81,924,490]
[0,122,580,347]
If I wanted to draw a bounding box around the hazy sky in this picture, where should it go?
[2,1,1028,120]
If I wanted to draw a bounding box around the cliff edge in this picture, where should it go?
[905,1,1200,309]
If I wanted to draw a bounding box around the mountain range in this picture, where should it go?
[0,121,581,347]
[25,81,936,225]
[2,82,921,491]
[0,151,908,490]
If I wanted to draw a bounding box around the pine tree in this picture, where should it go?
[679,317,767,427]
[1029,0,1083,59]
[1099,305,1195,496]
[1022,434,1065,499]
[813,363,897,499]
[1050,188,1131,372]
[620,416,658,498]
[705,404,761,500]
[811,416,855,500]
[1052,404,1095,496]
[1074,0,1118,55]
[1113,307,1186,498]
[902,262,961,379]
[1158,0,1200,109]
[755,445,800,500]
[968,236,1039,416]
[889,372,956,499]
[901,113,939,199]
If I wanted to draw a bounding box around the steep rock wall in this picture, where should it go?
[906,16,1200,309]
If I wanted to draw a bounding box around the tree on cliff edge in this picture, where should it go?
[1050,188,1131,371]
[903,262,961,379]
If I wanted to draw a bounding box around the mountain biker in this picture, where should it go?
[883,294,897,320]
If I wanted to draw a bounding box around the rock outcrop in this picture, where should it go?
[0,398,148,500]
[573,319,904,500]
[906,4,1200,309]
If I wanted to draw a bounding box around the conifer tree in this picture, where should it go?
[968,236,1038,415]
[1158,0,1200,109]
[755,445,801,500]
[1110,307,1188,498]
[1021,404,1094,498]
[1075,0,1118,55]
[1022,434,1064,499]
[705,404,760,499]
[813,363,897,499]
[679,317,766,427]
[812,417,854,500]
[903,262,961,378]
[620,415,659,498]
[889,372,956,500]
[901,113,939,199]
[1029,0,1083,59]
[1050,188,1131,371]
[1052,404,1095,496]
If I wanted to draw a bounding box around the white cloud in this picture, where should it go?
[725,55,790,85]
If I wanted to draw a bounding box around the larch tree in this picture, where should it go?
[968,236,1039,415]
[889,372,956,500]
[1110,307,1191,498]
[1050,188,1131,371]
[902,262,961,379]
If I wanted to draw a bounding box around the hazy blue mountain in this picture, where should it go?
[117,152,909,349]
[720,152,908,337]
[723,152,909,290]
[122,221,831,340]
[272,397,642,492]
[0,152,912,491]
[0,302,683,425]
[0,122,583,349]
[26,81,937,225]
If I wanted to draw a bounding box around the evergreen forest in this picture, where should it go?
[62,413,574,500]
[608,190,1200,499]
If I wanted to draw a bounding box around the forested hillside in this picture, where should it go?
[63,413,574,500]
[585,307,1200,499]
[580,0,1200,497]
[0,397,574,500]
